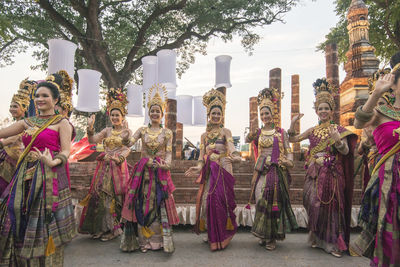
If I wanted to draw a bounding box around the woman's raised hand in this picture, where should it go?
[87,114,96,129]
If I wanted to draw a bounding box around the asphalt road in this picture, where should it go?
[64,227,370,267]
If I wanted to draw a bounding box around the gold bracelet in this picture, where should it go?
[54,154,68,167]
[87,127,95,136]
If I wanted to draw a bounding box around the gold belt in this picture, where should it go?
[209,152,227,162]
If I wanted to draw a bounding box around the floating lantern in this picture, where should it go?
[157,49,177,87]
[75,69,102,112]
[47,39,77,78]
[215,55,232,88]
[127,84,143,117]
[193,96,207,126]
[142,56,158,90]
[177,95,193,125]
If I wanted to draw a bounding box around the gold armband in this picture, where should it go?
[287,129,296,137]
[355,106,374,123]
[227,137,234,143]
[199,144,205,150]
[166,145,172,152]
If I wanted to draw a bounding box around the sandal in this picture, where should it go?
[92,233,103,240]
[265,240,276,251]
[140,248,148,253]
[259,240,266,246]
[331,250,342,258]
[100,232,119,242]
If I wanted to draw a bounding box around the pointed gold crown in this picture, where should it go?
[313,78,338,110]
[257,87,281,126]
[202,88,226,116]
[57,70,74,112]
[12,78,37,113]
[368,68,394,105]
[147,84,168,112]
[106,87,128,116]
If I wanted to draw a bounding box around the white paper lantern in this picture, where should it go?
[142,56,157,90]
[215,55,232,88]
[193,96,206,126]
[177,95,193,125]
[48,39,77,78]
[127,84,143,117]
[142,88,151,125]
[157,49,177,87]
[76,69,102,112]
[162,83,177,100]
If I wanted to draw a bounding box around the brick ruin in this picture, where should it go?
[339,0,379,136]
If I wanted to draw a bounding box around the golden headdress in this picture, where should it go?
[106,87,128,116]
[313,78,338,110]
[57,70,74,112]
[257,87,281,126]
[12,78,36,113]
[368,68,395,105]
[393,63,400,73]
[202,88,226,116]
[147,84,168,113]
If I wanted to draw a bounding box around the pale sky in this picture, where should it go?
[0,0,347,145]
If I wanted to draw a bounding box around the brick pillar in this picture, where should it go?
[269,68,282,128]
[291,75,301,160]
[249,97,258,160]
[216,86,226,126]
[325,43,340,124]
[165,99,177,159]
[176,122,183,159]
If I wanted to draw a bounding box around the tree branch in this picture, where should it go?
[121,0,188,76]
[37,0,86,41]
[0,37,19,54]
[99,0,133,13]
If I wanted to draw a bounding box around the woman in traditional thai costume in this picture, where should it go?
[0,73,75,266]
[246,88,298,251]
[0,79,36,195]
[185,88,240,251]
[79,87,131,242]
[288,78,357,258]
[350,52,400,267]
[120,84,178,253]
[356,70,395,193]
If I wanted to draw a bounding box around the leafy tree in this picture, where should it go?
[0,0,299,88]
[318,0,400,64]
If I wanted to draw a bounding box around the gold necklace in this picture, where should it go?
[313,122,335,139]
[259,129,275,148]
[261,128,275,136]
[146,127,163,155]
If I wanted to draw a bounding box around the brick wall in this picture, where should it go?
[70,158,363,205]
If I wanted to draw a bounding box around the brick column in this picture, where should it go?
[269,68,282,128]
[249,97,258,160]
[291,75,301,160]
[165,99,177,159]
[325,43,340,124]
[176,122,183,159]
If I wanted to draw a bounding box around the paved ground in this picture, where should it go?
[65,227,370,267]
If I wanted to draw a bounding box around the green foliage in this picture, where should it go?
[0,0,299,88]
[319,0,400,64]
